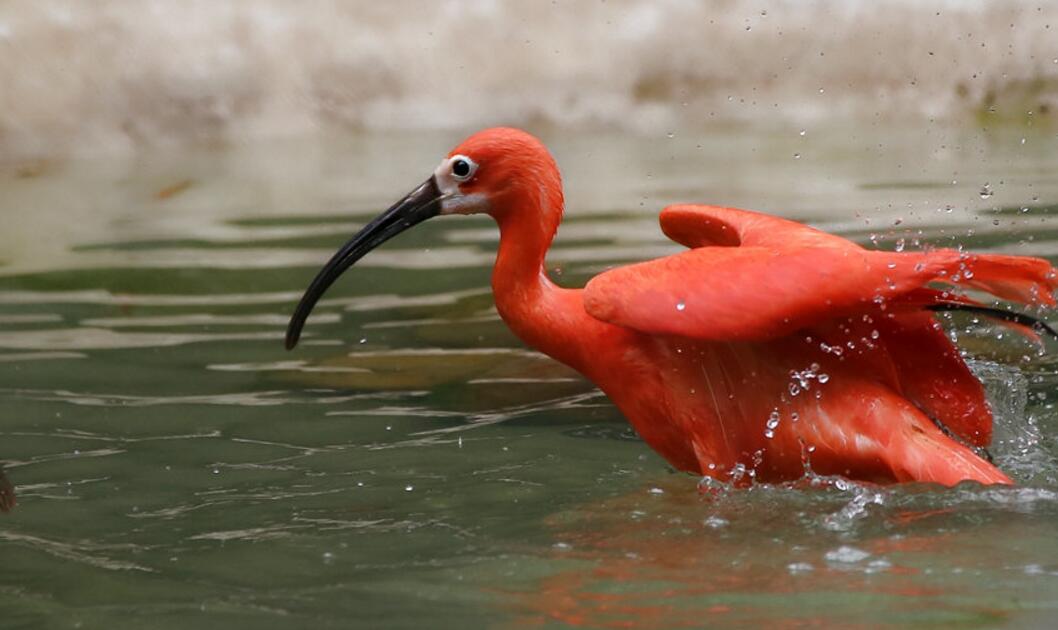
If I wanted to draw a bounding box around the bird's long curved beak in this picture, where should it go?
[285,176,443,350]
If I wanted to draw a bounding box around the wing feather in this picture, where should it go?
[583,205,1056,341]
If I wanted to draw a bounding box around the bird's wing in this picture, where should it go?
[657,203,849,250]
[583,205,1056,341]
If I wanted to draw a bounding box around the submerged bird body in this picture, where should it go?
[288,127,1056,487]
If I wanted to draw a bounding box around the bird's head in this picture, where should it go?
[436,127,562,220]
[285,127,562,350]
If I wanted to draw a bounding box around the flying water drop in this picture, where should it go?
[765,410,781,438]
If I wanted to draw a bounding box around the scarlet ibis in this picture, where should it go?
[287,127,1057,486]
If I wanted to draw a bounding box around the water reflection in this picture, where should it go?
[0,328,282,351]
[516,478,1058,628]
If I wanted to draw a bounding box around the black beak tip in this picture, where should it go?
[284,325,301,351]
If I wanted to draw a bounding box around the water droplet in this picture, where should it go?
[704,515,728,528]
[870,329,879,340]
[866,558,892,573]
[788,562,814,574]
[765,411,781,438]
[979,183,993,199]
[666,132,675,139]
[817,373,830,384]
[676,301,686,311]
[648,487,665,495]
[404,485,414,492]
[793,152,801,159]
[894,238,905,252]
[799,129,806,136]
[825,545,870,564]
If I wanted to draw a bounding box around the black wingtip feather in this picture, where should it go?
[926,302,1058,341]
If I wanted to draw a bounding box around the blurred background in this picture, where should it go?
[1,0,1056,159]
[3,2,1058,628]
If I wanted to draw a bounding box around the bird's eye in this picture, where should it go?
[450,155,477,181]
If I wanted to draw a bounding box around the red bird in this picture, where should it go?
[287,127,1057,487]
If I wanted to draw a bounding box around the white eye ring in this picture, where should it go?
[449,155,478,182]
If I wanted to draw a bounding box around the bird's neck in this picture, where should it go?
[490,201,591,370]
[492,208,555,293]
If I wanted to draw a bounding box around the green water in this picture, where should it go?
[3,123,1058,628]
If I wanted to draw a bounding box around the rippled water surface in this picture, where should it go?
[3,123,1058,628]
